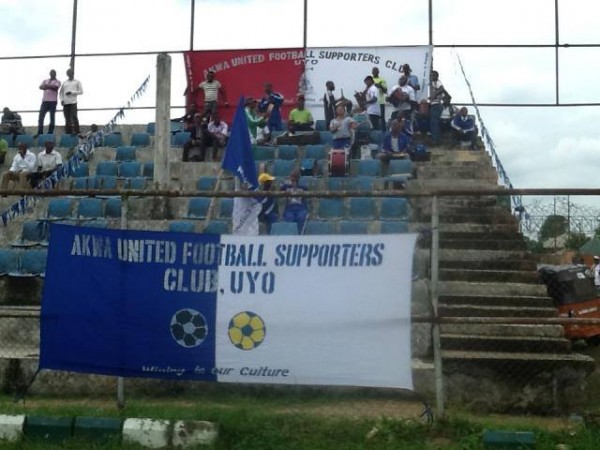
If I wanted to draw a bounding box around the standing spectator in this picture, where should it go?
[401,64,421,97]
[330,105,357,149]
[245,98,267,144]
[388,75,416,122]
[0,143,36,191]
[363,76,381,131]
[288,95,314,132]
[451,107,478,149]
[259,82,284,132]
[206,112,228,162]
[428,70,445,146]
[35,69,61,138]
[59,68,83,135]
[258,172,278,234]
[323,80,337,129]
[371,67,388,132]
[281,169,308,234]
[31,140,63,187]
[1,107,24,143]
[195,71,228,115]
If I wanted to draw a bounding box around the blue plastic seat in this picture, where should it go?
[357,159,381,176]
[347,176,373,192]
[318,198,344,219]
[13,220,48,247]
[304,221,335,235]
[15,134,34,148]
[47,198,73,219]
[105,197,122,218]
[115,146,136,162]
[197,176,217,191]
[146,122,156,135]
[59,134,79,148]
[95,175,118,190]
[349,197,376,219]
[0,134,13,147]
[18,249,48,277]
[72,176,91,190]
[170,121,182,134]
[370,130,384,145]
[169,221,196,233]
[277,145,298,160]
[0,249,19,275]
[272,160,296,177]
[142,162,154,178]
[380,220,409,233]
[252,146,275,161]
[318,131,333,146]
[380,198,409,220]
[270,222,299,235]
[203,219,230,234]
[68,161,89,178]
[78,198,104,219]
[36,134,55,147]
[119,161,141,178]
[131,132,150,147]
[315,119,327,131]
[186,198,211,219]
[171,131,191,147]
[339,220,368,235]
[103,133,123,147]
[96,161,118,176]
[327,177,346,191]
[128,177,147,190]
[219,198,234,218]
[305,144,327,160]
[388,159,413,176]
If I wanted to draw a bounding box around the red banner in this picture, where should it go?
[184,48,305,124]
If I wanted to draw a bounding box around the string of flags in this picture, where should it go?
[1,75,151,227]
[455,54,527,221]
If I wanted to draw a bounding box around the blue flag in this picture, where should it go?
[222,97,258,190]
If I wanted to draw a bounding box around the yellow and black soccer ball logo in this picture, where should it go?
[228,311,266,350]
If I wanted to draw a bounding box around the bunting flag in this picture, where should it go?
[0,75,151,227]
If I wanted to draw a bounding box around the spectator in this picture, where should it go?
[592,256,600,294]
[440,94,458,132]
[31,140,62,187]
[1,107,24,142]
[330,105,357,149]
[363,75,381,131]
[258,172,278,234]
[428,70,445,146]
[182,113,207,162]
[245,97,267,144]
[177,103,198,132]
[323,80,337,129]
[371,67,388,132]
[288,95,314,132]
[206,112,228,162]
[195,70,228,115]
[0,137,7,165]
[388,75,416,122]
[451,107,478,149]
[281,169,308,234]
[259,82,284,132]
[59,68,83,135]
[377,118,411,165]
[35,69,61,137]
[0,143,36,191]
[401,64,421,96]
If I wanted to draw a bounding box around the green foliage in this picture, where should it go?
[565,232,589,250]
[539,215,568,241]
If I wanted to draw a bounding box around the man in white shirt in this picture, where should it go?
[195,71,228,115]
[59,68,83,135]
[31,140,63,187]
[206,112,229,162]
[428,70,445,146]
[389,75,416,122]
[363,75,381,131]
[1,143,37,191]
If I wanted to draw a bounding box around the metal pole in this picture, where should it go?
[428,0,433,46]
[190,0,195,51]
[430,196,445,417]
[555,0,560,105]
[117,195,129,409]
[70,0,78,70]
[303,0,308,48]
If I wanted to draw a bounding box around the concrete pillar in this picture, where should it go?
[155,53,171,188]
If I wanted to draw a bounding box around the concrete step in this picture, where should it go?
[440,259,537,272]
[406,179,502,191]
[440,239,526,251]
[439,269,540,284]
[417,166,499,181]
[439,304,558,318]
[428,149,491,162]
[439,231,523,241]
[433,213,517,225]
[413,223,520,234]
[439,323,564,338]
[439,294,554,308]
[440,334,571,353]
[440,281,549,297]
[441,350,595,371]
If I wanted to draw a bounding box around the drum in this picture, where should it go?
[329,149,348,177]
[419,101,430,116]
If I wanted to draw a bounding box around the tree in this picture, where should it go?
[565,232,588,251]
[539,215,568,241]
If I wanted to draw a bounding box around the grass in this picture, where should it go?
[0,393,600,449]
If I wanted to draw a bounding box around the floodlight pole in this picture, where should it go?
[428,0,433,46]
[69,0,78,71]
[303,0,308,48]
[554,0,560,105]
[190,0,195,50]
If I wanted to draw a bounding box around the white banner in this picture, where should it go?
[215,234,417,389]
[302,46,432,120]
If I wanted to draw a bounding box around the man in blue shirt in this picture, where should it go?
[259,82,284,132]
[451,107,478,149]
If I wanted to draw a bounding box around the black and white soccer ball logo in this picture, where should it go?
[170,308,208,348]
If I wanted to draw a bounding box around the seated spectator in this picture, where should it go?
[377,118,411,164]
[281,169,308,234]
[1,107,24,142]
[440,94,458,132]
[416,99,430,134]
[206,112,228,162]
[330,105,357,149]
[0,137,8,165]
[288,95,314,133]
[182,113,207,162]
[451,107,478,149]
[31,140,63,187]
[258,172,278,234]
[176,103,198,132]
[0,143,36,192]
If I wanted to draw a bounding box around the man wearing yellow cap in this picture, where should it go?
[258,173,278,234]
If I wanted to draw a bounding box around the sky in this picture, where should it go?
[1,0,600,212]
